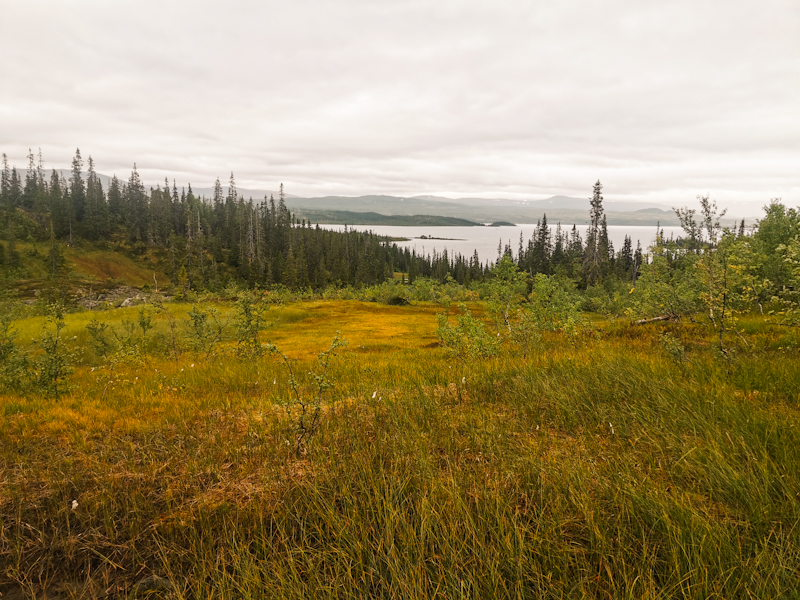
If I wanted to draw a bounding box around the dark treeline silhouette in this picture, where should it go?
[2,149,646,290]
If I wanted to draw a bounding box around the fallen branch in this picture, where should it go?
[634,314,675,325]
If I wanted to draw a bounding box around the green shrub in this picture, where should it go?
[437,303,499,361]
[234,291,273,358]
[267,334,348,456]
[186,303,230,359]
[527,273,584,337]
[32,303,74,398]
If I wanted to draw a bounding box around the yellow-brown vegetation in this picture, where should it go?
[1,300,799,598]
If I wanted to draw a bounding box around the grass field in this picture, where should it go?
[1,300,799,598]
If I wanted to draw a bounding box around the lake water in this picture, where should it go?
[319,224,684,263]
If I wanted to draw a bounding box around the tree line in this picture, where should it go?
[1,149,492,289]
[1,149,791,309]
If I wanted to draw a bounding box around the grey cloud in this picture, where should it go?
[1,0,798,215]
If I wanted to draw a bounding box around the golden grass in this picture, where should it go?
[9,242,170,288]
[1,301,800,598]
[267,300,442,359]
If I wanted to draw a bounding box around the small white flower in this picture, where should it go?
[180,368,184,372]
[71,500,78,510]
[191,363,195,368]
[273,379,277,385]
[461,377,466,384]
[372,391,377,399]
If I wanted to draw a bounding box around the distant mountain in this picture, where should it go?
[293,210,483,227]
[50,170,120,189]
[188,185,294,200]
[635,207,671,214]
[284,195,686,226]
[411,194,676,212]
[40,170,747,225]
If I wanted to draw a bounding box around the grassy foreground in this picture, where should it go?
[1,301,799,598]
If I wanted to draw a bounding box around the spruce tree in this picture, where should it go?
[618,235,633,278]
[70,149,86,223]
[84,157,109,239]
[8,168,21,210]
[225,173,237,242]
[36,149,46,190]
[583,180,605,285]
[212,178,224,237]
[172,181,182,236]
[598,214,613,275]
[1,154,9,205]
[106,175,122,227]
[126,164,148,242]
[532,213,551,274]
[23,149,38,209]
[550,224,562,269]
[632,241,643,284]
[33,149,48,213]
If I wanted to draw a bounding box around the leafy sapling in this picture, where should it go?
[34,302,74,399]
[267,335,348,456]
[186,303,231,359]
[137,306,154,339]
[86,316,113,358]
[659,332,686,365]
[486,255,528,336]
[437,303,499,361]
[152,298,181,365]
[234,291,272,358]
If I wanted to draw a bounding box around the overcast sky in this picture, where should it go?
[1,0,798,213]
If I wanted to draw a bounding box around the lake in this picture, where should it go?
[319,224,685,263]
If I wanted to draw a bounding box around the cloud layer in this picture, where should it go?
[1,0,798,213]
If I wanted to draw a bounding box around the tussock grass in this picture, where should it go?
[1,301,799,598]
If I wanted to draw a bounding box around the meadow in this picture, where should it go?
[1,296,799,599]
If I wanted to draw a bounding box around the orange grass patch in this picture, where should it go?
[267,300,442,359]
[64,249,168,286]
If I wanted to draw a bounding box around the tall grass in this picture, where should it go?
[1,301,799,598]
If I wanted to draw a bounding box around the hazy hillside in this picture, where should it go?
[44,171,744,226]
[291,210,483,227]
[286,195,686,226]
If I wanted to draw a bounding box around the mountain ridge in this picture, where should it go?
[38,170,748,225]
